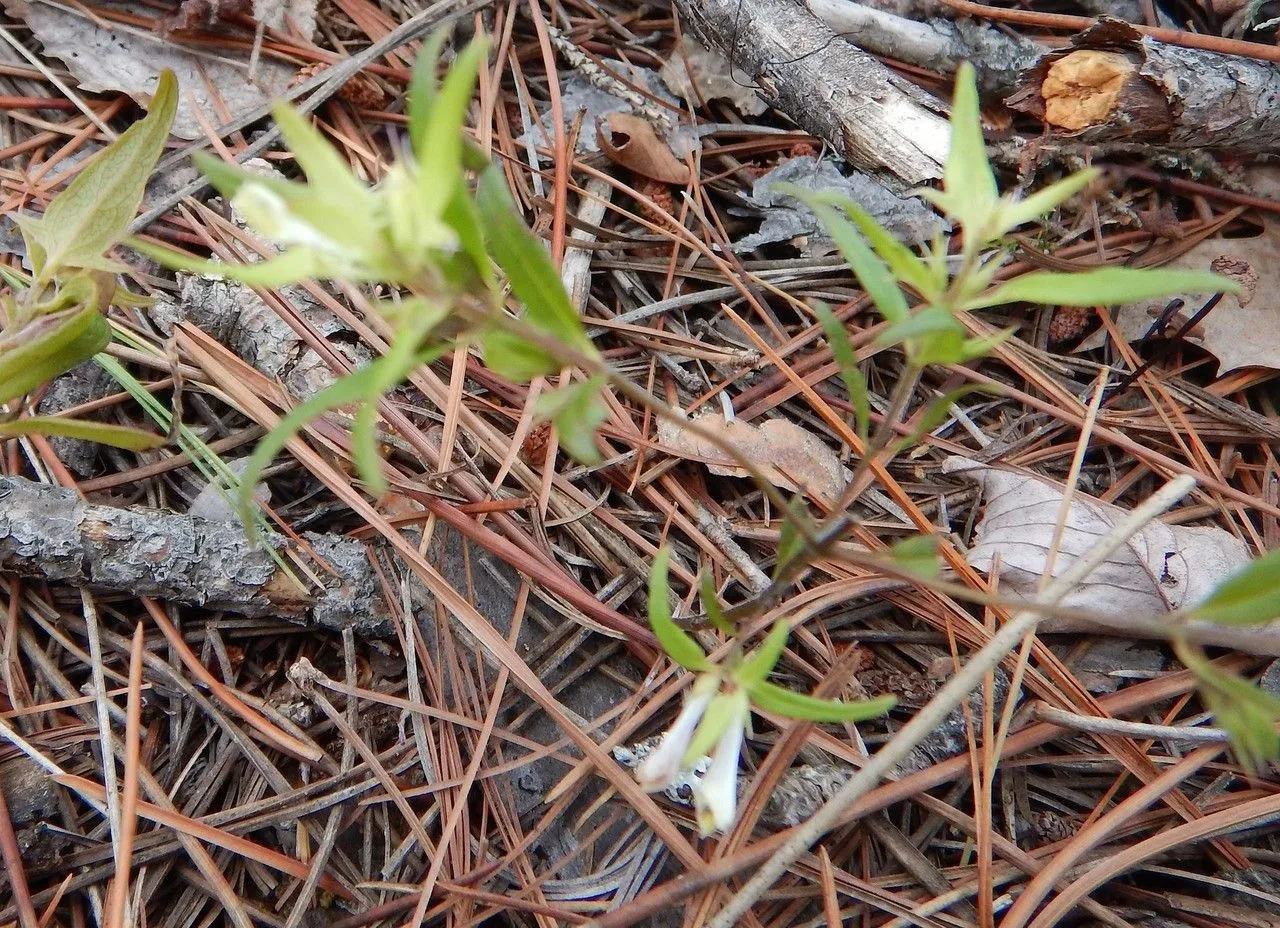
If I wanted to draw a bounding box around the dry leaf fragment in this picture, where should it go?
[659,35,767,116]
[1076,166,1280,374]
[657,413,846,502]
[7,0,295,140]
[942,456,1280,654]
[597,113,691,185]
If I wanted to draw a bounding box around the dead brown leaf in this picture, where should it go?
[597,113,691,185]
[1077,168,1280,374]
[656,413,846,502]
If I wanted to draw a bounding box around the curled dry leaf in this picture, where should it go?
[657,413,845,502]
[659,35,767,116]
[942,456,1280,654]
[598,113,691,185]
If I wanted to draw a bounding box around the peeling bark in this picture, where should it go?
[1008,18,1280,153]
[808,0,1043,95]
[673,0,950,188]
[0,476,388,634]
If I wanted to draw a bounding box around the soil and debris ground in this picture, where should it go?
[2,0,1280,925]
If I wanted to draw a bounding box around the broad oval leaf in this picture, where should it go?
[1192,549,1280,626]
[648,547,708,671]
[16,70,177,279]
[0,307,110,404]
[971,267,1240,310]
[749,680,895,723]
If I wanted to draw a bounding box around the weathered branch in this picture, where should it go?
[1008,18,1280,153]
[808,0,1043,95]
[673,0,950,188]
[0,476,388,634]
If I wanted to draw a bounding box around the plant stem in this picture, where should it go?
[704,473,1198,928]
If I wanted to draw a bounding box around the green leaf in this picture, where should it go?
[15,70,177,278]
[888,535,941,580]
[234,359,404,532]
[736,620,790,688]
[938,62,998,238]
[970,267,1239,310]
[877,306,962,346]
[699,572,734,635]
[798,196,909,324]
[773,497,815,581]
[408,28,450,150]
[801,191,937,299]
[535,375,607,465]
[441,182,496,293]
[271,103,368,206]
[815,302,869,443]
[132,240,324,288]
[648,547,709,671]
[416,36,487,216]
[1192,549,1280,626]
[0,416,165,450]
[481,327,558,380]
[475,166,597,359]
[750,680,895,723]
[682,690,747,764]
[1194,660,1280,773]
[994,169,1098,236]
[0,307,110,404]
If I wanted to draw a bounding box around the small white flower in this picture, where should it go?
[232,184,349,258]
[636,675,717,791]
[693,690,748,835]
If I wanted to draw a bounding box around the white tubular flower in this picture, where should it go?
[693,690,748,836]
[636,675,717,791]
[232,184,349,259]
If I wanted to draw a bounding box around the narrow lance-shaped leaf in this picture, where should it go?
[475,165,598,360]
[408,27,451,151]
[0,416,165,451]
[1192,549,1280,626]
[648,547,709,671]
[535,375,607,465]
[814,302,869,444]
[699,573,734,635]
[805,192,937,299]
[736,620,790,688]
[782,189,909,325]
[969,267,1240,310]
[931,62,998,239]
[416,36,487,215]
[16,70,177,278]
[887,535,942,580]
[750,680,895,723]
[994,169,1098,237]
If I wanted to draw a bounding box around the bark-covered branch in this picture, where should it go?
[673,0,950,187]
[1008,18,1280,153]
[808,0,1042,95]
[0,476,388,633]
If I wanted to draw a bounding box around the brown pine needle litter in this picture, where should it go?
[2,0,1280,926]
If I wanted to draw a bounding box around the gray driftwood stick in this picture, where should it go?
[673,0,949,187]
[1008,18,1280,153]
[0,476,388,634]
[807,0,1042,95]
